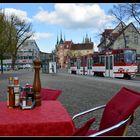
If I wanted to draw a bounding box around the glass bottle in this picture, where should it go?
[7,85,15,108]
[13,77,19,86]
[22,96,26,107]
[7,77,14,108]
[27,97,32,106]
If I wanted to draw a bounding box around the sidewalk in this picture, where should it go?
[0,69,140,136]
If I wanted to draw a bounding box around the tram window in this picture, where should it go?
[99,56,101,64]
[77,59,80,69]
[124,50,136,63]
[87,59,89,69]
[93,57,95,64]
[81,58,84,66]
[114,54,117,63]
[87,59,89,68]
[106,57,108,69]
[70,61,74,66]
[120,53,124,62]
[93,56,99,64]
[70,59,76,66]
[114,54,119,63]
[99,56,103,64]
[88,58,92,69]
[68,62,70,68]
[90,59,93,68]
[110,56,113,69]
[101,56,105,64]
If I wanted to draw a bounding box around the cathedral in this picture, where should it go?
[55,32,94,69]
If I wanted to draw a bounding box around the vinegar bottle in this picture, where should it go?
[7,85,15,108]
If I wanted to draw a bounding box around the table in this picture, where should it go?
[25,85,62,100]
[41,88,62,100]
[0,101,75,136]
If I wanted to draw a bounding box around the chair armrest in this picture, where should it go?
[72,105,106,120]
[88,115,132,137]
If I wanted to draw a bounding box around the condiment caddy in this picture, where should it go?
[7,77,36,110]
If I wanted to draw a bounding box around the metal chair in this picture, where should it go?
[72,87,140,136]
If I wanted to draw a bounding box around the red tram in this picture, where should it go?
[68,48,138,79]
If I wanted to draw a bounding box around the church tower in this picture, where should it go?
[83,33,92,43]
[59,31,64,44]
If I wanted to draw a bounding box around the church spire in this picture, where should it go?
[56,34,59,45]
[59,31,64,44]
[85,33,90,43]
[89,37,91,42]
[64,34,66,42]
[60,31,62,40]
[82,37,85,43]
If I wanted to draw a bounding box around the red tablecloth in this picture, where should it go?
[41,88,62,100]
[0,101,75,136]
[25,85,62,100]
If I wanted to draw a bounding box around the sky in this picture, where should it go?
[0,3,119,53]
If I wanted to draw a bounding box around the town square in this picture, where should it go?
[0,3,140,137]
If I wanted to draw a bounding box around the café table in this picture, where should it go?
[0,101,75,136]
[41,88,62,100]
[25,85,62,100]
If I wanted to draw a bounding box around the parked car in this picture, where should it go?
[23,64,33,69]
[0,66,10,71]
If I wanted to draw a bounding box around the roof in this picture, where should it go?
[97,22,140,49]
[103,29,113,35]
[70,43,93,50]
[112,22,126,33]
[64,41,73,45]
[110,22,140,46]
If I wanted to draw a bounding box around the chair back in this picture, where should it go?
[99,87,140,136]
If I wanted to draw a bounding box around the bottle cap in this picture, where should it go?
[14,77,19,85]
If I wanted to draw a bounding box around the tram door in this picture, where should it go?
[87,58,92,75]
[77,59,81,75]
[105,55,113,77]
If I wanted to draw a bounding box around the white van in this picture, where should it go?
[23,64,32,69]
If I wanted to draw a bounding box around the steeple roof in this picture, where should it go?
[59,31,64,44]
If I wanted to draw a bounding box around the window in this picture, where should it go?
[29,56,33,59]
[120,50,124,62]
[125,36,129,44]
[93,56,99,64]
[87,58,92,69]
[77,59,81,69]
[134,36,138,44]
[124,50,136,63]
[99,56,105,64]
[114,54,119,64]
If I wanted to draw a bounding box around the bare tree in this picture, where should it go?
[122,3,140,26]
[8,15,34,70]
[0,10,13,74]
[109,4,127,48]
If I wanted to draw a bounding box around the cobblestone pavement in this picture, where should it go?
[0,69,140,137]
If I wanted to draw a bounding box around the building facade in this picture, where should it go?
[56,39,73,69]
[16,39,40,68]
[70,43,94,58]
[97,22,140,72]
[56,33,94,69]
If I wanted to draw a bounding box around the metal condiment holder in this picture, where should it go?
[19,85,36,110]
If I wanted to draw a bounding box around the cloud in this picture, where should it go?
[33,3,114,30]
[31,32,53,40]
[3,8,32,22]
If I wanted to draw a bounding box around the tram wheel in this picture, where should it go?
[124,74,131,80]
[94,72,98,76]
